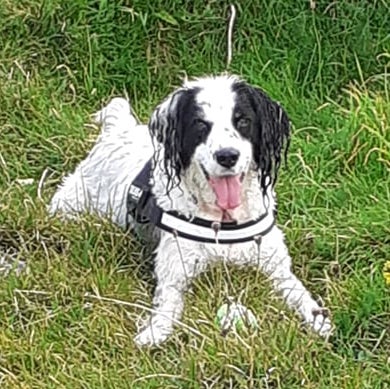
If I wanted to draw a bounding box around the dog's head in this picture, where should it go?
[149,75,290,211]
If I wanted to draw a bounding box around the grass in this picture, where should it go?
[0,0,390,387]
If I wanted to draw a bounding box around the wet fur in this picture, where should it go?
[50,75,332,346]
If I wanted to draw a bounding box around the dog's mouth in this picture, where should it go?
[201,165,245,211]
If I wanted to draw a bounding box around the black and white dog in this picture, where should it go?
[50,75,332,346]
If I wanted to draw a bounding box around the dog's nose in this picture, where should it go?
[214,148,240,168]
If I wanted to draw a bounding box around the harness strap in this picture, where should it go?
[126,159,275,244]
[126,159,153,225]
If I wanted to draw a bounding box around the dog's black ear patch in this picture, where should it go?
[148,87,202,192]
[233,82,291,192]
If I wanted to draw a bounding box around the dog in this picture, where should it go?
[49,75,332,346]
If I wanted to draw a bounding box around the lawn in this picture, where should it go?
[0,0,389,387]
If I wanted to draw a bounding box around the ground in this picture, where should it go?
[0,1,389,388]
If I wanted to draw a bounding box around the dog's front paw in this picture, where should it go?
[134,324,172,347]
[311,309,333,339]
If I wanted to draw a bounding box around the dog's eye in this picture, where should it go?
[237,117,250,128]
[194,119,209,133]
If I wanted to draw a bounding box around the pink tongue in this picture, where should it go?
[209,176,242,210]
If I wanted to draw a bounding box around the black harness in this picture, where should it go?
[126,160,275,244]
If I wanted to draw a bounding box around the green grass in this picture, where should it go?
[1,0,390,387]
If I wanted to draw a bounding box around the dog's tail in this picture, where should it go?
[92,97,138,135]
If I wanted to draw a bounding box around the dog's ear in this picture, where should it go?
[148,89,189,190]
[149,90,181,145]
[236,83,291,191]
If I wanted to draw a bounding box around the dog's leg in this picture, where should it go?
[134,238,207,346]
[251,227,332,338]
